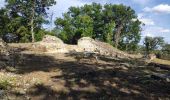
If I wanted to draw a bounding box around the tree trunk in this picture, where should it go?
[31,17,34,42]
[114,25,123,48]
[31,1,35,42]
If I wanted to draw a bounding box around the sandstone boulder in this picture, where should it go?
[41,35,64,44]
[77,37,134,59]
[149,54,156,60]
[33,35,67,53]
[78,37,118,56]
[78,37,96,52]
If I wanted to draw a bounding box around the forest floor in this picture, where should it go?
[0,45,170,100]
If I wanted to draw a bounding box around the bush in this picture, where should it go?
[0,73,16,90]
[0,79,12,90]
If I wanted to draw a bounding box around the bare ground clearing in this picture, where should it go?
[0,43,170,100]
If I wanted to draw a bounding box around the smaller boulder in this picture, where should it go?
[41,35,64,44]
[34,35,67,53]
[148,54,156,60]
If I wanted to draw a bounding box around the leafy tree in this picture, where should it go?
[108,4,140,48]
[5,0,56,42]
[55,3,141,51]
[56,13,75,44]
[72,15,93,43]
[161,43,170,59]
[143,36,165,55]
[162,44,170,53]
[103,21,115,45]
[0,8,10,36]
[56,3,103,44]
[119,19,142,51]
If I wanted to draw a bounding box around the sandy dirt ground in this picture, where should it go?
[0,44,170,100]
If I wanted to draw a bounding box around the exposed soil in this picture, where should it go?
[0,44,170,100]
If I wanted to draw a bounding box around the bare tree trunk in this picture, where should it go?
[31,17,34,42]
[114,25,123,48]
[31,1,35,42]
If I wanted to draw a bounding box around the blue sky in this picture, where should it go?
[0,0,170,43]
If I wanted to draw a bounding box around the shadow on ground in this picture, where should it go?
[3,51,170,100]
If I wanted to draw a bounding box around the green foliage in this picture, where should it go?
[35,29,57,41]
[0,0,56,42]
[0,76,15,90]
[162,44,170,54]
[0,8,10,36]
[104,4,140,48]
[55,3,141,51]
[103,21,115,45]
[119,20,142,51]
[160,43,170,60]
[143,36,165,55]
[0,79,11,90]
[1,2,142,52]
[16,26,30,42]
[55,3,105,44]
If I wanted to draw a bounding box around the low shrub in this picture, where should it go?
[0,73,17,90]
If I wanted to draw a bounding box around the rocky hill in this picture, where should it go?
[0,35,170,100]
[8,35,142,59]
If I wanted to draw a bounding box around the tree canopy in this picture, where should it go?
[0,0,56,42]
[0,2,143,51]
[55,3,142,51]
[143,36,165,55]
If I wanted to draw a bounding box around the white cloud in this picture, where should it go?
[139,18,155,25]
[143,33,154,37]
[49,0,89,18]
[159,28,170,33]
[0,0,5,8]
[132,0,150,5]
[142,26,170,38]
[143,4,170,14]
[145,27,170,33]
[137,13,155,25]
[44,0,89,29]
[141,26,170,43]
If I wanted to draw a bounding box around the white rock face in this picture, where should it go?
[149,54,156,60]
[27,35,138,58]
[78,37,96,52]
[35,35,68,53]
[41,35,64,44]
[78,37,117,55]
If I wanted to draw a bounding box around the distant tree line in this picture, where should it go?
[142,36,170,60]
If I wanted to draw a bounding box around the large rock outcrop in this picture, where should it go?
[41,35,64,44]
[78,37,140,58]
[14,35,141,58]
[78,37,118,55]
[33,35,68,53]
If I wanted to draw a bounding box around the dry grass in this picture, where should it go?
[151,58,170,66]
